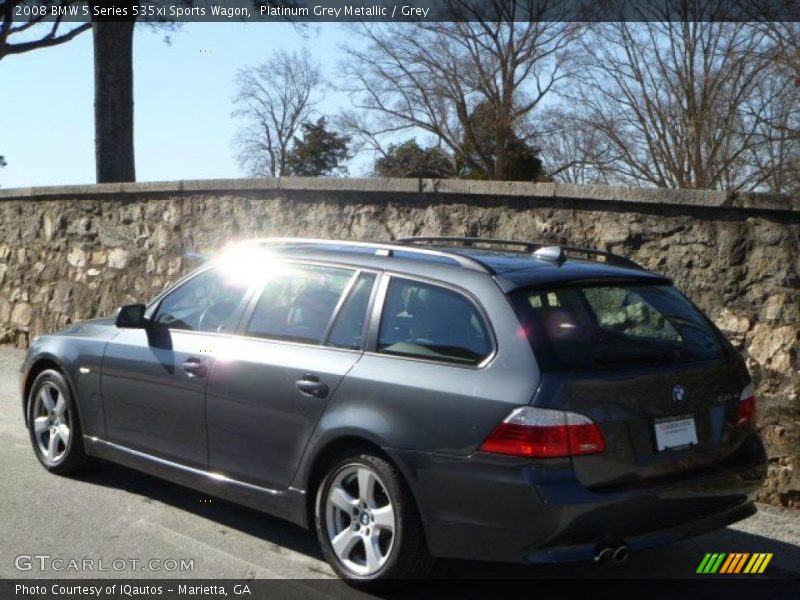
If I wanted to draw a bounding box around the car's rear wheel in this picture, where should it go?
[315,452,434,585]
[27,369,88,474]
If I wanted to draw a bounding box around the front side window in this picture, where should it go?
[152,268,251,333]
[511,283,727,372]
[246,264,355,344]
[378,278,492,365]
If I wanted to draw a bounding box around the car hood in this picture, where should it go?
[53,318,118,340]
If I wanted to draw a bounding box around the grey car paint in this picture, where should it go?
[101,327,214,468]
[205,336,364,489]
[20,242,767,564]
[21,319,116,439]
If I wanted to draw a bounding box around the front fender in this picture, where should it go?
[21,334,111,438]
[21,341,74,428]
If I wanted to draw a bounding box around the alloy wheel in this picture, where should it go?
[325,464,396,576]
[32,382,71,465]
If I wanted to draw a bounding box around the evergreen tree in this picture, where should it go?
[374,140,455,178]
[286,118,351,177]
[457,102,547,182]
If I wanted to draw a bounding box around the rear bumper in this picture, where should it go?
[389,433,766,563]
[522,498,756,564]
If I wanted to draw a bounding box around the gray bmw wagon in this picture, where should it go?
[21,237,766,584]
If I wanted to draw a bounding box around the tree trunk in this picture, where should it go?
[93,21,136,183]
[494,121,509,180]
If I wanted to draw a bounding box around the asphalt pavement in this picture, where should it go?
[1,345,798,589]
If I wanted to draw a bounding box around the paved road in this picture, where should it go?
[1,346,798,588]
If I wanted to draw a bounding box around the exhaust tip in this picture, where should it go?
[613,545,631,563]
[594,546,614,564]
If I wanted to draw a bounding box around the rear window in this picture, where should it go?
[510,283,727,372]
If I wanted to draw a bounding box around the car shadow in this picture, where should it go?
[72,461,799,591]
[71,460,325,562]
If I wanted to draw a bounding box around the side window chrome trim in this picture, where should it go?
[363,349,496,370]
[229,334,365,355]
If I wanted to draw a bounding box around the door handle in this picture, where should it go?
[295,374,329,398]
[182,357,207,378]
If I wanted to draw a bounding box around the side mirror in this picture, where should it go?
[115,304,148,328]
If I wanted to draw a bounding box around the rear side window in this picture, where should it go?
[511,283,727,372]
[378,278,491,365]
[246,265,355,344]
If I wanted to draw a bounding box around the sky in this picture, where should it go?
[0,22,368,189]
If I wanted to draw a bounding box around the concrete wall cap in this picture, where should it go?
[0,177,797,214]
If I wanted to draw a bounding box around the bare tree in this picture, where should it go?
[748,22,800,194]
[538,108,618,184]
[0,1,90,59]
[738,61,800,193]
[232,49,323,177]
[339,0,581,180]
[1,1,180,183]
[90,1,301,183]
[93,20,138,183]
[761,22,800,84]
[562,16,778,190]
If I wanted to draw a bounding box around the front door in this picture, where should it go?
[101,266,253,467]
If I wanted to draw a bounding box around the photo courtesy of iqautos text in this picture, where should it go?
[0,1,798,598]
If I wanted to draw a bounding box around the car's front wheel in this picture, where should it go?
[315,452,434,585]
[27,369,88,474]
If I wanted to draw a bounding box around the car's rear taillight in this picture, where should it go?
[736,384,756,428]
[479,406,605,458]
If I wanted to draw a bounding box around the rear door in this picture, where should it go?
[511,282,751,488]
[204,265,377,489]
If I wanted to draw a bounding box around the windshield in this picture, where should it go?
[510,283,728,372]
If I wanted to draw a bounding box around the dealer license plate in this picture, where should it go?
[654,414,698,451]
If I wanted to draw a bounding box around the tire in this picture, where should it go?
[27,369,88,475]
[315,452,434,586]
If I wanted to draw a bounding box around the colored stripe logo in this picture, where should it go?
[696,552,773,574]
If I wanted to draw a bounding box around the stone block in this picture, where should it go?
[67,247,86,268]
[107,248,129,270]
[10,302,32,327]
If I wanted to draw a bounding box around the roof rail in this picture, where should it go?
[397,236,539,252]
[396,236,645,271]
[238,237,495,274]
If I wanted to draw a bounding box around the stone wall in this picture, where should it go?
[0,178,798,506]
